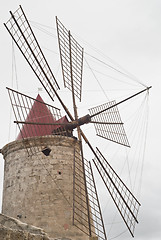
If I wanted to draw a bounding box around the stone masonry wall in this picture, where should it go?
[0,213,50,240]
[1,135,89,240]
[0,214,98,240]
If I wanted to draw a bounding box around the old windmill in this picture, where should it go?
[3,5,151,240]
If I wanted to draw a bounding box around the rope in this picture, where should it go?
[85,52,147,87]
[125,149,132,191]
[132,97,148,192]
[73,30,147,87]
[109,229,128,239]
[41,46,58,55]
[83,63,138,87]
[29,20,57,38]
[84,57,110,101]
[8,40,19,141]
[29,19,147,90]
[119,92,150,198]
[12,40,19,89]
[29,20,56,30]
[137,93,149,198]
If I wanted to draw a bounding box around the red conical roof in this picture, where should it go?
[16,94,68,140]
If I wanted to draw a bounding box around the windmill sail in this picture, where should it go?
[7,87,64,156]
[4,5,60,101]
[4,6,151,239]
[89,100,130,147]
[56,17,83,101]
[73,148,107,240]
[93,147,140,237]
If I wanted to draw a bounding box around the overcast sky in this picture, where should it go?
[0,1,161,240]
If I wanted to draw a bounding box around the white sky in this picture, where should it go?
[0,1,161,240]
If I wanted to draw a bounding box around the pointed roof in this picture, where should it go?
[16,94,68,140]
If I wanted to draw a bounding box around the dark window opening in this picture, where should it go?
[42,147,51,156]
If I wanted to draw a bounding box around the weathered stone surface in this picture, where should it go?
[1,136,89,240]
[0,213,50,240]
[0,214,77,240]
[0,214,97,240]
[0,214,46,235]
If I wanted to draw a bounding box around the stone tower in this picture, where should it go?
[1,94,93,240]
[1,135,91,240]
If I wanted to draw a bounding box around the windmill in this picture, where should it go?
[3,5,151,240]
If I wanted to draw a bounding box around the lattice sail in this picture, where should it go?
[89,100,130,147]
[4,5,60,101]
[56,17,83,101]
[93,148,141,237]
[7,87,63,156]
[73,148,107,240]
